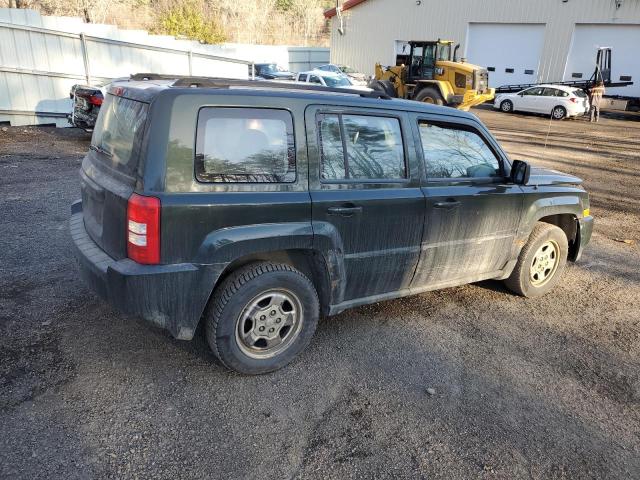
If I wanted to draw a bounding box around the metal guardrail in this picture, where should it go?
[0,20,255,119]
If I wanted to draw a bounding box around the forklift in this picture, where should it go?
[494,47,633,94]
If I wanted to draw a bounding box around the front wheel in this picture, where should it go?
[205,262,319,374]
[500,99,514,113]
[414,87,444,105]
[504,222,568,297]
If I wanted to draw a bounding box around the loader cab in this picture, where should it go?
[405,40,453,82]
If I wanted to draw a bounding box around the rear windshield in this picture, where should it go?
[573,89,587,98]
[90,94,148,175]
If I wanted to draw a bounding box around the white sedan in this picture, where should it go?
[494,84,590,120]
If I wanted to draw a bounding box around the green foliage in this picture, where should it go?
[157,3,226,44]
[275,0,294,11]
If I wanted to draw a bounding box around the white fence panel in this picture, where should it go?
[0,8,329,127]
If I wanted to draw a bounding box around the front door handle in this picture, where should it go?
[327,205,363,217]
[433,200,461,210]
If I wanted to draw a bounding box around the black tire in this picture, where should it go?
[414,87,444,105]
[368,79,396,97]
[551,105,567,120]
[500,99,514,113]
[205,262,319,374]
[503,222,569,297]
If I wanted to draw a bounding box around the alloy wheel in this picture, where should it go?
[235,288,303,359]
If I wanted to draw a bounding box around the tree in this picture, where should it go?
[156,1,226,44]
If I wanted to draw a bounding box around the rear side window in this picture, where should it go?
[543,87,568,97]
[318,113,406,181]
[418,122,500,179]
[195,108,295,183]
[91,94,148,175]
[523,87,544,96]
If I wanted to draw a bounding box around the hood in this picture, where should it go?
[347,73,368,86]
[348,72,367,81]
[261,71,295,79]
[528,167,583,186]
[438,60,485,74]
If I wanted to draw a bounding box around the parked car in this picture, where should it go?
[68,79,129,130]
[295,70,370,91]
[251,63,295,80]
[316,63,368,86]
[494,84,590,119]
[71,76,593,374]
[68,83,106,130]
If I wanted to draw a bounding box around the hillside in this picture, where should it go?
[2,0,332,46]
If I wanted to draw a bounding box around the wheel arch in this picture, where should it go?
[212,249,333,316]
[413,80,449,101]
[519,196,584,262]
[538,213,580,261]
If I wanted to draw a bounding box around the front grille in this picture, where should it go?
[474,69,489,93]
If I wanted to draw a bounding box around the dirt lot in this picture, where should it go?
[1,108,639,479]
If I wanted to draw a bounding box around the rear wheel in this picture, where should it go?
[205,262,319,374]
[500,99,514,113]
[551,105,567,120]
[414,87,444,105]
[504,222,568,297]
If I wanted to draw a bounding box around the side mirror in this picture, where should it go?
[518,92,524,97]
[511,160,531,185]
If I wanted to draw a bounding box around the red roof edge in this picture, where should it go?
[324,0,369,18]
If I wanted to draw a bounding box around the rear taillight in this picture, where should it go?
[88,94,103,106]
[127,193,160,265]
[569,97,578,103]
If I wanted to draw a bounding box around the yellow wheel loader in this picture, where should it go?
[370,40,495,111]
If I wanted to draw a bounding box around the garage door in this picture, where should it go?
[466,23,545,88]
[564,24,640,98]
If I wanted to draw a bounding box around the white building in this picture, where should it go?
[325,0,640,98]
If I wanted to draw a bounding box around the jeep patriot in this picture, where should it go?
[71,76,593,374]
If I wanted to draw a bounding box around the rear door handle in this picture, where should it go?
[433,200,461,210]
[327,205,363,217]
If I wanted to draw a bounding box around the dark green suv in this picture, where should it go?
[71,76,593,374]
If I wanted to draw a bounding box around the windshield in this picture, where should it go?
[574,89,587,98]
[91,94,148,175]
[437,43,451,61]
[322,75,351,87]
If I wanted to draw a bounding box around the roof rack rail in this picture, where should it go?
[159,75,391,100]
[130,73,189,81]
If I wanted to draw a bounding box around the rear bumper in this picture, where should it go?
[567,105,588,117]
[70,200,223,340]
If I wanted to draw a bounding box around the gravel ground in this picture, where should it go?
[1,109,639,479]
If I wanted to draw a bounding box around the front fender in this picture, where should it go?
[519,192,583,237]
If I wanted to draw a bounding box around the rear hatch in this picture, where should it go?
[80,92,149,260]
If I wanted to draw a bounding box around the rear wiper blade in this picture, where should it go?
[90,144,112,157]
